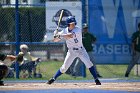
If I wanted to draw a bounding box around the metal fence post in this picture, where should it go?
[15,0,20,79]
[81,0,87,78]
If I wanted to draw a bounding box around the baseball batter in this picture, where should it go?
[47,16,101,85]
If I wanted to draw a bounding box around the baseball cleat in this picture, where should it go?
[95,79,101,85]
[125,73,129,77]
[47,78,55,84]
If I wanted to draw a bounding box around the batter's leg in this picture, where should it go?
[89,66,98,80]
[79,49,101,85]
[88,52,102,77]
[80,53,97,80]
[73,58,83,76]
[47,50,76,84]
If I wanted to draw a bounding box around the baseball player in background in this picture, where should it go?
[11,44,41,78]
[125,23,140,77]
[0,53,16,85]
[47,16,101,85]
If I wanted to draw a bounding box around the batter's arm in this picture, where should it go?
[53,31,73,42]
[61,33,73,39]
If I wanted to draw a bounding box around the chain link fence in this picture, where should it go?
[0,3,66,79]
[0,1,139,80]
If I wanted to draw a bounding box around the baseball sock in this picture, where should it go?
[89,66,98,80]
[53,69,63,80]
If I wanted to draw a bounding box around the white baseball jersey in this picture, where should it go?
[62,27,83,49]
[59,26,93,73]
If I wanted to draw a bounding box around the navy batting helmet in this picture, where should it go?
[66,16,77,25]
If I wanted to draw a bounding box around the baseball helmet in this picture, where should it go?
[82,23,88,29]
[66,16,77,25]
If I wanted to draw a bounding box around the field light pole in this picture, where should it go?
[15,0,20,79]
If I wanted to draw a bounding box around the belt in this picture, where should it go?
[73,47,82,50]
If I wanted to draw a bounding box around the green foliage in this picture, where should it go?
[0,8,15,41]
[0,7,45,42]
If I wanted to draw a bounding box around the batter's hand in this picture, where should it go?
[53,30,58,36]
[53,35,61,42]
[54,34,61,38]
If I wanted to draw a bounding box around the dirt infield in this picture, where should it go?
[0,82,140,92]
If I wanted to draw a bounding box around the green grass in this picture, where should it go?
[36,61,140,80]
[5,61,140,80]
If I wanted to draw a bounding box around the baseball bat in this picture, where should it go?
[55,9,64,35]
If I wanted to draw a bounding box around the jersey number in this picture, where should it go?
[74,38,78,43]
[73,32,78,43]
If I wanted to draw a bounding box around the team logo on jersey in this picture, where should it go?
[53,9,72,28]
